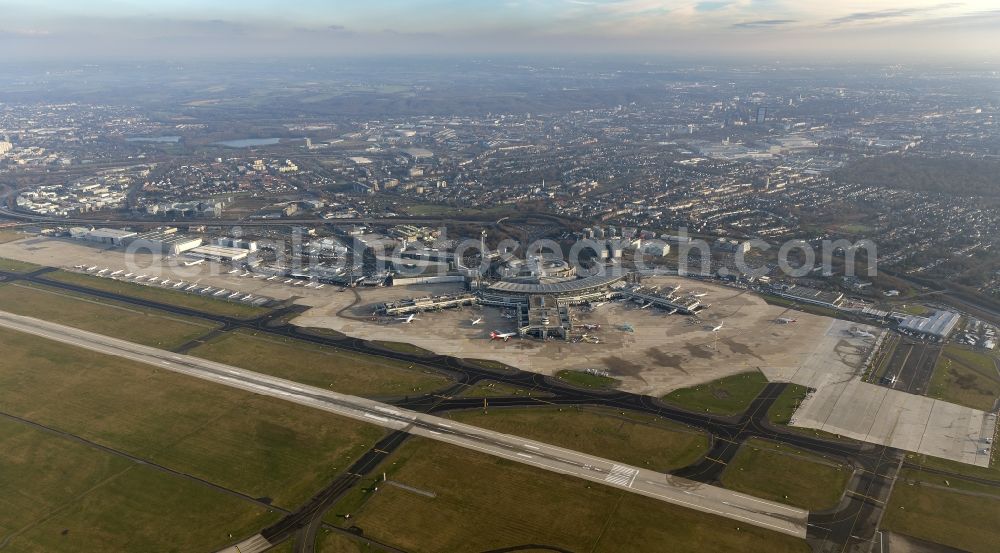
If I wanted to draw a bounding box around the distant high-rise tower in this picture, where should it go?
[755,107,767,124]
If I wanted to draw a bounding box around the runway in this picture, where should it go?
[0,309,808,538]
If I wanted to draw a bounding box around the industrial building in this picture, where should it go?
[72,227,137,246]
[129,228,203,255]
[186,244,250,263]
[898,310,961,339]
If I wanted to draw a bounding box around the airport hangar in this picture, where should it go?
[379,272,705,341]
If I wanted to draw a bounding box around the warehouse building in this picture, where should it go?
[898,310,961,339]
[186,244,250,263]
[129,228,202,255]
[72,227,137,246]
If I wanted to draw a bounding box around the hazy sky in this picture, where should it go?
[2,1,999,62]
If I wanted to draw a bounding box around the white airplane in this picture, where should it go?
[73,265,85,269]
[692,292,708,298]
[666,308,678,315]
[124,273,134,278]
[267,275,277,281]
[97,268,108,275]
[776,317,797,324]
[110,270,123,276]
[886,374,899,387]
[471,317,483,325]
[849,327,875,338]
[174,281,186,288]
[711,321,725,332]
[397,314,419,324]
[640,301,654,309]
[228,292,241,299]
[227,269,239,274]
[86,266,98,272]
[316,284,325,289]
[183,259,205,267]
[490,330,517,342]
[283,279,294,284]
[161,279,171,286]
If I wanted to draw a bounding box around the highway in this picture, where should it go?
[0,309,808,538]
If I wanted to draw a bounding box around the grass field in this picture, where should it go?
[448,406,708,472]
[331,438,809,553]
[0,282,219,349]
[40,270,269,319]
[190,330,451,397]
[314,530,388,553]
[0,419,280,552]
[0,256,41,273]
[0,420,278,553]
[458,380,539,398]
[369,339,434,357]
[768,384,809,425]
[928,345,1000,411]
[884,468,1000,553]
[905,451,1000,482]
[462,358,515,372]
[720,438,851,510]
[555,369,619,389]
[0,327,385,509]
[662,371,769,416]
[0,230,26,244]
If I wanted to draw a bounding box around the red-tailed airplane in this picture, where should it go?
[490,330,517,342]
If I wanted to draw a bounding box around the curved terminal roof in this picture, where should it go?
[488,274,624,295]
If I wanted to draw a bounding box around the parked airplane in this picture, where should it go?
[183,259,205,267]
[849,327,875,338]
[471,317,483,325]
[639,301,654,309]
[776,317,797,324]
[711,321,725,332]
[666,308,678,315]
[580,323,601,330]
[397,314,419,324]
[490,330,517,342]
[692,292,708,298]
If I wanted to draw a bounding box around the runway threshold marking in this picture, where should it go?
[605,464,638,487]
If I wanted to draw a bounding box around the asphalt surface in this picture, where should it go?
[0,309,810,538]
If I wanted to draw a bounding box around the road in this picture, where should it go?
[0,309,809,538]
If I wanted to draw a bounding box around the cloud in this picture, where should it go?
[731,19,796,29]
[827,3,961,26]
[696,1,733,12]
[0,28,51,38]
